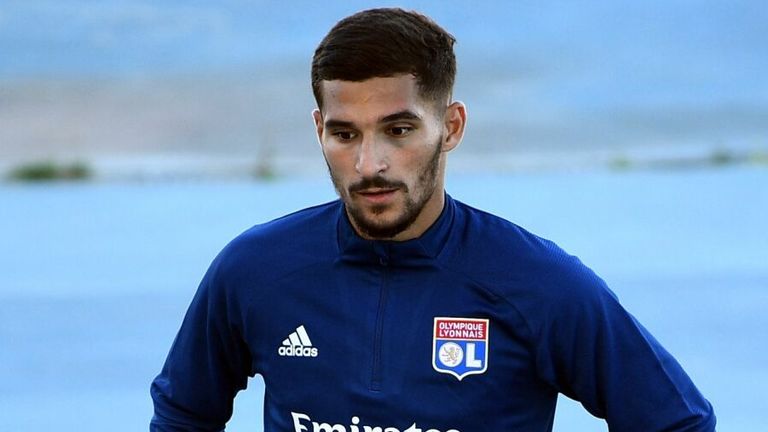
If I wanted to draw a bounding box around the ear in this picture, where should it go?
[312,109,324,148]
[441,101,467,153]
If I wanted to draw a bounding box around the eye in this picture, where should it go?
[388,126,414,137]
[331,130,357,141]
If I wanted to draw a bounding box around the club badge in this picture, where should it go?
[432,317,489,380]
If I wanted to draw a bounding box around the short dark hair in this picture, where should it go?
[311,8,457,110]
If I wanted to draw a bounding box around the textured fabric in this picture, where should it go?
[151,195,715,431]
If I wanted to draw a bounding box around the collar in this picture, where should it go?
[336,193,456,266]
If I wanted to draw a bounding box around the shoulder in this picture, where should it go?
[449,200,583,278]
[448,199,618,317]
[209,200,341,286]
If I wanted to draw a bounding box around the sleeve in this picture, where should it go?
[533,261,716,431]
[150,252,254,431]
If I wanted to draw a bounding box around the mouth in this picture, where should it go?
[355,187,399,204]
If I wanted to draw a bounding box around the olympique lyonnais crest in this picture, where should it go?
[432,317,489,381]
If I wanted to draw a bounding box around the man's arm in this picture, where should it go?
[534,264,716,431]
[150,254,253,431]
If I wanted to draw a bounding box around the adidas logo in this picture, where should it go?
[278,325,318,357]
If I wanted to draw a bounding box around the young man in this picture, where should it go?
[151,8,715,431]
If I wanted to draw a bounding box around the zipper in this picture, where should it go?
[370,255,390,391]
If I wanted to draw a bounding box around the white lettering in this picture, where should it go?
[279,346,319,357]
[436,320,487,340]
[314,423,346,432]
[289,412,458,432]
[292,412,310,432]
[438,322,483,331]
[466,343,481,368]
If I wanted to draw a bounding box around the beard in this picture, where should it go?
[328,135,443,239]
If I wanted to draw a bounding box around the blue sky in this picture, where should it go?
[1,0,766,158]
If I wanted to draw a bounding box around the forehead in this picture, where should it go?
[319,75,431,121]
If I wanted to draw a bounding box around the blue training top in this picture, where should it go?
[151,194,715,431]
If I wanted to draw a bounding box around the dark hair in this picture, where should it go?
[311,8,457,110]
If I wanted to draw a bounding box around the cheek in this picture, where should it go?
[323,145,355,176]
[399,145,435,173]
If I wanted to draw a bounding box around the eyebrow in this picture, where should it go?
[324,110,422,129]
[323,119,355,130]
[380,110,422,123]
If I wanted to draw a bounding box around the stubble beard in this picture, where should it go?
[328,136,443,240]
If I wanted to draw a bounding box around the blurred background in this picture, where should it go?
[1,1,766,430]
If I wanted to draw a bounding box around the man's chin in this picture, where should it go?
[349,199,399,221]
[349,211,412,240]
[357,223,407,240]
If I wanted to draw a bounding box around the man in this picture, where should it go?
[151,8,715,431]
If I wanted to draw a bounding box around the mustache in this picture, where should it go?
[348,176,408,193]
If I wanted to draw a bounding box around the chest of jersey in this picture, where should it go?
[246,261,558,432]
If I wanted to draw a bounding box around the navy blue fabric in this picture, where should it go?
[151,195,715,431]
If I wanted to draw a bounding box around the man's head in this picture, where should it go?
[312,9,466,241]
[311,8,457,111]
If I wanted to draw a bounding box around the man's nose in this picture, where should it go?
[355,135,388,177]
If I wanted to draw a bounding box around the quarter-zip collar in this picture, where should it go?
[336,193,456,266]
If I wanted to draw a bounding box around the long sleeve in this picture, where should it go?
[533,263,716,431]
[150,253,253,431]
